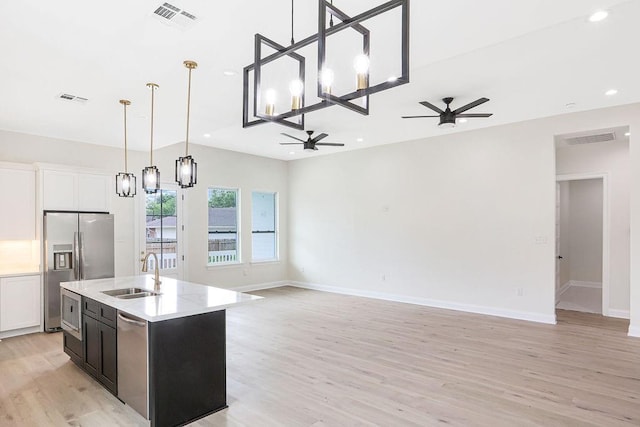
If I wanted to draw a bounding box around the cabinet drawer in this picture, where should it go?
[83,298,100,319]
[99,304,116,328]
[83,297,116,328]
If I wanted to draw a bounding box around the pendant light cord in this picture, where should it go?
[185,66,192,156]
[148,84,156,165]
[290,0,295,45]
[123,102,128,173]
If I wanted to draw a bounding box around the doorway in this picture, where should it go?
[139,184,183,279]
[555,174,608,315]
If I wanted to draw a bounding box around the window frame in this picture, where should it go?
[250,190,279,263]
[207,186,241,266]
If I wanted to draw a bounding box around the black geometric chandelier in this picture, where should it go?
[243,0,410,130]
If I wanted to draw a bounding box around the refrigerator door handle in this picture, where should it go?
[79,232,85,280]
[73,232,80,280]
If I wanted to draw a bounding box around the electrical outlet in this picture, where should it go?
[300,266,305,273]
[517,288,524,297]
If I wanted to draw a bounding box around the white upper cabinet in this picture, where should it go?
[0,163,36,240]
[42,167,111,213]
[78,173,111,212]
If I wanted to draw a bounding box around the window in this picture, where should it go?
[145,189,178,271]
[252,191,277,261]
[208,188,239,264]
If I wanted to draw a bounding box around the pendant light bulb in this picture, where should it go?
[353,54,370,90]
[116,99,137,198]
[289,79,303,110]
[265,88,277,115]
[176,60,198,189]
[320,68,334,94]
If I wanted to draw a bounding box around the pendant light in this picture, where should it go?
[175,60,198,188]
[142,83,160,194]
[115,99,137,197]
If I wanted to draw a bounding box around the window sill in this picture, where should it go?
[206,262,243,270]
[250,260,280,266]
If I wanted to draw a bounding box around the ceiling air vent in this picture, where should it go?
[152,2,198,30]
[564,132,616,145]
[57,93,89,104]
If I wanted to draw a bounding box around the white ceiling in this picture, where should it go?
[0,0,638,160]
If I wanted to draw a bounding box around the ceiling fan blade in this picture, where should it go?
[452,98,490,114]
[311,133,329,143]
[279,142,303,145]
[419,101,444,114]
[401,115,440,119]
[456,113,493,118]
[281,133,306,143]
[316,143,345,146]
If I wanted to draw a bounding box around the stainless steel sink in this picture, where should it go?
[102,288,160,299]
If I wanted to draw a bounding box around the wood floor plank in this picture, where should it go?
[1,286,639,426]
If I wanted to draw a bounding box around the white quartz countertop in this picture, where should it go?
[60,275,263,322]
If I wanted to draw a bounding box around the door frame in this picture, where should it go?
[556,173,609,316]
[135,182,184,280]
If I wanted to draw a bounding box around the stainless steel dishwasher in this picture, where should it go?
[117,311,149,419]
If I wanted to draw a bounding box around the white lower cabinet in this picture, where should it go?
[0,275,41,332]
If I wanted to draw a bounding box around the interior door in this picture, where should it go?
[555,182,561,304]
[141,185,182,279]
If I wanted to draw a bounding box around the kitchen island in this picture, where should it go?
[60,275,262,427]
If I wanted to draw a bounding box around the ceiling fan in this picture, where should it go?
[280,130,345,151]
[402,97,493,128]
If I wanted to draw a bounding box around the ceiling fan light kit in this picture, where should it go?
[115,99,136,198]
[242,0,410,130]
[175,60,198,189]
[402,97,493,128]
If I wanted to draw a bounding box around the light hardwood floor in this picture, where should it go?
[1,286,639,426]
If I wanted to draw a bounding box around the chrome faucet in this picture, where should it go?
[141,252,161,291]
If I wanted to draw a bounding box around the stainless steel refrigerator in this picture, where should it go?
[44,211,114,332]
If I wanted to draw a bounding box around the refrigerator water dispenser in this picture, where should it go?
[53,244,73,270]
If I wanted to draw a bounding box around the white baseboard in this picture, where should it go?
[0,325,41,340]
[556,281,571,299]
[608,309,630,320]
[628,325,640,338]
[231,281,289,293]
[568,280,602,289]
[290,281,556,325]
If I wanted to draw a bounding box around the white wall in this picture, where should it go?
[0,130,146,277]
[289,103,640,329]
[568,179,603,284]
[556,139,630,313]
[154,143,289,289]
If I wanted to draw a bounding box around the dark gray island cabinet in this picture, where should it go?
[61,275,261,427]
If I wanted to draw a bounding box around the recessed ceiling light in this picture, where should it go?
[356,137,364,142]
[203,133,211,138]
[589,10,609,22]
[565,102,576,109]
[289,151,295,155]
[605,89,618,96]
[223,70,236,76]
[458,118,468,124]
[625,132,631,137]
